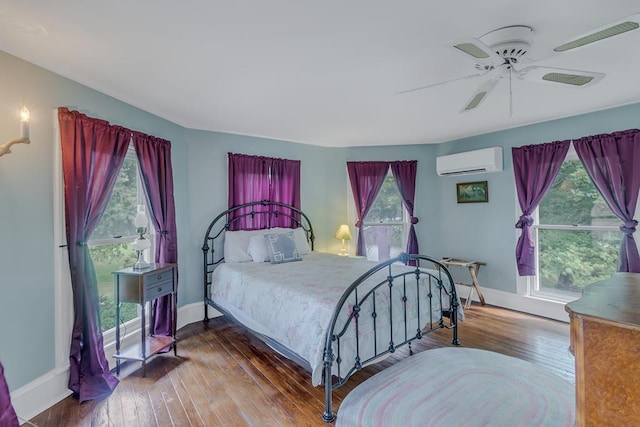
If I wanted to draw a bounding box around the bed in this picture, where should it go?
[202,201,461,422]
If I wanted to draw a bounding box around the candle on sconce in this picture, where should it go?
[20,107,30,139]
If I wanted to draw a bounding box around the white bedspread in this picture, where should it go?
[210,252,461,385]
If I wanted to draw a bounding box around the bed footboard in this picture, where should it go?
[321,253,459,423]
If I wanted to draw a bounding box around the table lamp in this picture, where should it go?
[335,224,352,256]
[131,205,151,270]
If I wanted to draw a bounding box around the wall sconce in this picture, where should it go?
[0,107,30,158]
[335,224,352,256]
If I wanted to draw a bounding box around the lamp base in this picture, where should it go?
[337,239,349,256]
[133,250,151,270]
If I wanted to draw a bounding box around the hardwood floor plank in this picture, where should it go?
[28,303,573,426]
[206,324,298,426]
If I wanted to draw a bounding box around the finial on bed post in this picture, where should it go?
[399,252,409,264]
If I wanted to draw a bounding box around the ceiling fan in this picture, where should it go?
[402,14,640,114]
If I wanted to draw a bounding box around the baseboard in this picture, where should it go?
[456,284,570,323]
[11,302,217,424]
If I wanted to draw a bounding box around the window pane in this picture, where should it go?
[538,229,620,294]
[539,160,618,226]
[366,174,403,224]
[88,147,151,334]
[362,225,404,262]
[91,155,139,241]
[90,243,138,332]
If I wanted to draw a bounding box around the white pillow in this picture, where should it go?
[223,227,311,262]
[247,234,269,262]
[293,227,311,255]
[223,230,255,263]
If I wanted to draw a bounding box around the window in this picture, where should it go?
[361,172,408,262]
[228,153,300,229]
[532,149,621,301]
[88,146,153,332]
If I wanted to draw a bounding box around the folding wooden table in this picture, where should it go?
[440,257,486,310]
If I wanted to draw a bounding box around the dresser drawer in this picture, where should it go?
[143,269,173,287]
[144,280,173,302]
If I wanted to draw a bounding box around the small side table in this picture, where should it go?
[441,257,486,310]
[113,263,177,376]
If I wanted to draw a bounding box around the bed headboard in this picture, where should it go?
[202,200,315,290]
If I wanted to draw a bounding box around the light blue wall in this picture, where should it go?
[184,130,348,305]
[0,50,189,390]
[3,46,640,397]
[0,50,348,392]
[431,102,640,293]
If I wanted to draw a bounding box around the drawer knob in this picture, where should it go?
[157,287,162,293]
[157,275,162,280]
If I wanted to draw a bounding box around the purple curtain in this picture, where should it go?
[0,361,19,427]
[269,158,301,227]
[59,107,130,401]
[512,140,570,276]
[132,132,178,335]
[228,153,270,230]
[347,161,390,256]
[573,129,640,272]
[228,153,301,229]
[391,161,419,264]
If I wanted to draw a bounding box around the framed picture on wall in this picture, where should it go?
[456,181,488,203]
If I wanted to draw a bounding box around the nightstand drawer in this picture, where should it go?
[145,280,173,302]
[143,269,173,287]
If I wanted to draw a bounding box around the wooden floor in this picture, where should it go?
[28,303,574,426]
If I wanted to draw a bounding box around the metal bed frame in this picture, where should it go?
[202,201,460,423]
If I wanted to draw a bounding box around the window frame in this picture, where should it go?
[352,171,410,261]
[54,120,153,370]
[523,146,624,302]
[87,144,155,333]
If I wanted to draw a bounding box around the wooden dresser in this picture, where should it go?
[565,273,640,426]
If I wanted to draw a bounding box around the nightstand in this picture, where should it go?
[112,263,177,376]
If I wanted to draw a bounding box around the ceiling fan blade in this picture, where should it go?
[451,38,504,67]
[517,66,604,88]
[553,13,640,52]
[396,71,488,95]
[461,76,502,112]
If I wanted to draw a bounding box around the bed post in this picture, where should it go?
[202,241,209,322]
[322,347,336,423]
[450,286,460,345]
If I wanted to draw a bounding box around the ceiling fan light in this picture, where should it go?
[542,73,594,86]
[553,21,639,52]
[453,43,490,59]
[464,92,487,110]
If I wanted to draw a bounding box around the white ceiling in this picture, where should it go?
[1,1,640,147]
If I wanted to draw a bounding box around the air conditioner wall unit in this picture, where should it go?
[436,147,503,176]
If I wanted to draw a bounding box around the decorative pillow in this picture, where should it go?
[268,227,311,255]
[264,231,302,264]
[223,230,257,263]
[247,234,269,262]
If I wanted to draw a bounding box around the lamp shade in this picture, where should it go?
[335,224,352,240]
[134,205,148,228]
